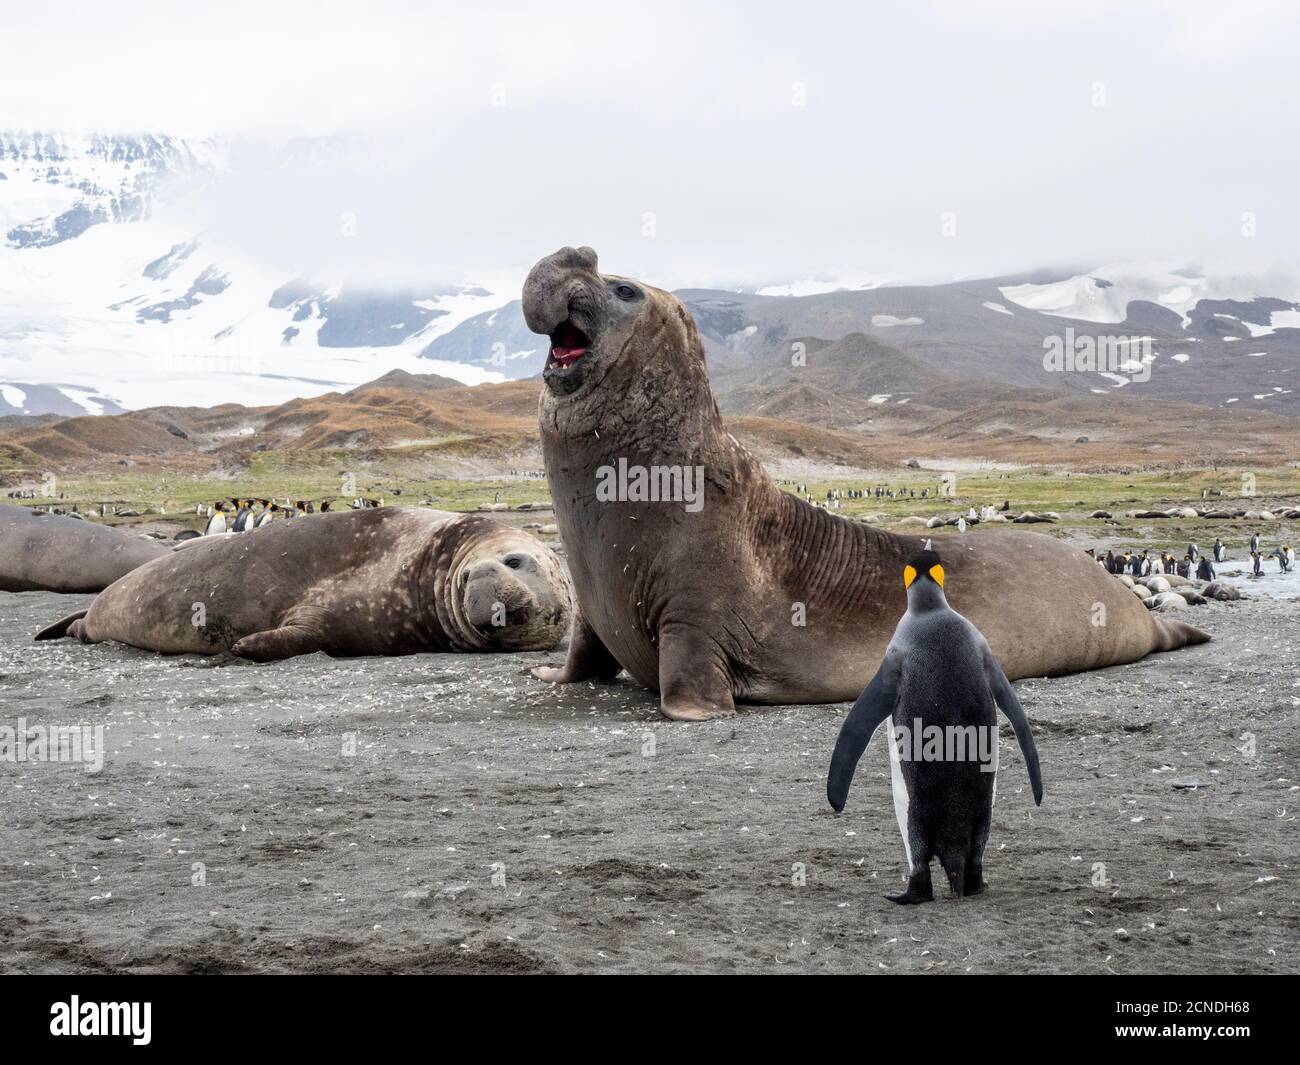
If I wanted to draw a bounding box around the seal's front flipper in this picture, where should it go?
[531,608,621,684]
[657,622,735,720]
[827,648,901,812]
[985,649,1044,805]
[1151,615,1211,651]
[231,625,326,662]
[34,610,89,642]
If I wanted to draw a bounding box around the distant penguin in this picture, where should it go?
[204,502,228,536]
[254,503,275,529]
[1213,539,1225,563]
[1250,531,1259,554]
[1275,547,1292,573]
[957,517,967,533]
[232,499,253,533]
[1187,542,1199,562]
[1176,555,1191,579]
[1104,550,1117,573]
[1196,556,1215,582]
[1129,552,1142,577]
[320,500,332,513]
[1252,550,1263,577]
[826,545,1044,904]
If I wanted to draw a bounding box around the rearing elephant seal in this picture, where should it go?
[35,508,572,660]
[522,246,1209,720]
[0,506,169,593]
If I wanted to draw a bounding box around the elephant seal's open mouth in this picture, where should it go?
[547,319,590,370]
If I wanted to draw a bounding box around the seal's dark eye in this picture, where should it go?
[614,283,637,301]
[504,555,522,570]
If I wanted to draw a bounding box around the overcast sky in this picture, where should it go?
[5,1,1298,286]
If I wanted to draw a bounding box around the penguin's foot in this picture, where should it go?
[885,866,933,905]
[885,886,934,905]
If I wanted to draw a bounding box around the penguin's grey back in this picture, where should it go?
[892,608,996,721]
[889,608,1000,854]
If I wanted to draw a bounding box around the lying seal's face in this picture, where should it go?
[522,245,671,397]
[450,532,572,651]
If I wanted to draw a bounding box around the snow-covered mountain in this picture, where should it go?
[0,131,508,416]
[998,262,1300,332]
[5,131,1300,418]
[423,263,1300,413]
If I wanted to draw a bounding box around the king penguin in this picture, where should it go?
[203,501,228,536]
[230,498,253,533]
[826,544,1044,904]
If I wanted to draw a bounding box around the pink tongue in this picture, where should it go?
[552,346,586,365]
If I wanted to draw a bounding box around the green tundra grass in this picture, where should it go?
[6,461,1297,549]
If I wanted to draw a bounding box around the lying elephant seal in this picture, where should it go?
[521,245,1210,720]
[0,505,169,593]
[36,508,572,660]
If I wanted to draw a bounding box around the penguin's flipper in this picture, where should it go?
[34,610,89,641]
[985,651,1044,805]
[826,649,901,812]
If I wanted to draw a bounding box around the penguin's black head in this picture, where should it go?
[903,547,944,590]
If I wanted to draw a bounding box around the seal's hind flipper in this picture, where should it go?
[34,610,88,642]
[827,647,901,812]
[230,625,326,662]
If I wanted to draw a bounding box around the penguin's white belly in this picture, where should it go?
[888,731,912,867]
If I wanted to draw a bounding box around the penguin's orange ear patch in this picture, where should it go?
[929,564,945,587]
[903,564,917,588]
